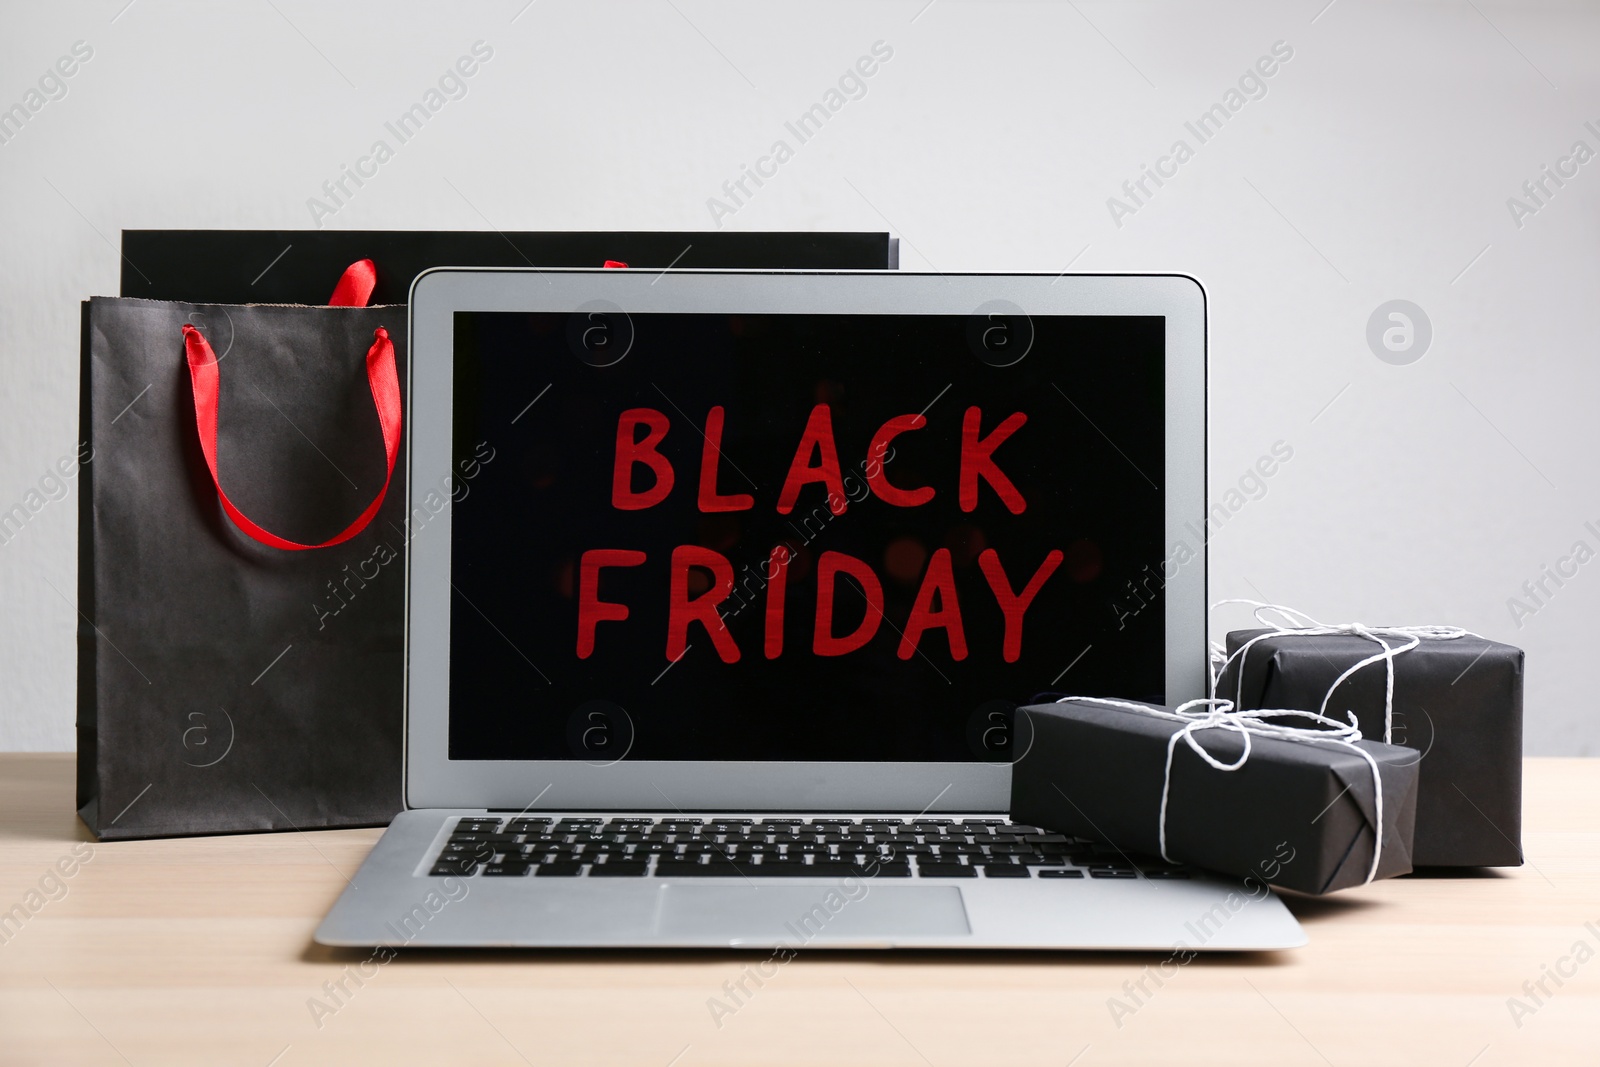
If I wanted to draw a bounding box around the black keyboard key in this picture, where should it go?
[442,838,492,852]
[1024,833,1071,844]
[990,843,1036,854]
[699,860,761,878]
[1090,869,1139,879]
[1143,869,1192,879]
[746,861,809,876]
[984,864,1032,878]
[482,863,532,876]
[576,845,626,858]
[968,853,1017,866]
[534,862,585,877]
[589,862,649,877]
[1039,869,1086,879]
[455,818,501,832]
[917,863,977,878]
[1003,825,1044,835]
[505,818,552,833]
[457,838,512,857]
[430,859,479,876]
[652,861,705,877]
[441,844,489,863]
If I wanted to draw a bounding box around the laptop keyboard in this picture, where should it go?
[428,816,1194,880]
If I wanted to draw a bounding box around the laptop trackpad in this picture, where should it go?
[658,885,970,943]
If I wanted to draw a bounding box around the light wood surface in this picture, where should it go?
[1,755,1596,1066]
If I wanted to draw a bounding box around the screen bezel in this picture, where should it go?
[405,269,1206,812]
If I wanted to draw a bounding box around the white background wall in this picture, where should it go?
[1,0,1595,753]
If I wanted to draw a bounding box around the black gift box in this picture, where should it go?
[1010,699,1420,895]
[1218,629,1523,867]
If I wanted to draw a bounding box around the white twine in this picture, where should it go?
[1208,599,1476,744]
[1054,695,1389,885]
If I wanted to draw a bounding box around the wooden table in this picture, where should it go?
[1,755,1596,1065]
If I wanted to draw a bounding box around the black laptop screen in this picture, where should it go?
[446,311,1165,762]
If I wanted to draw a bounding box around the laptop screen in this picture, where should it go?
[446,310,1165,763]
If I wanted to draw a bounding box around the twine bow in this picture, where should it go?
[1210,600,1475,744]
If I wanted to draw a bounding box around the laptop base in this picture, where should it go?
[316,810,1307,950]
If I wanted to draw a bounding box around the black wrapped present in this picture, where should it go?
[1010,698,1420,895]
[1218,626,1523,867]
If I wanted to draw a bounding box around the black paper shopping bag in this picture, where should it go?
[120,230,898,304]
[81,233,897,839]
[77,263,410,839]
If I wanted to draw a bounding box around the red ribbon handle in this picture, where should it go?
[327,257,378,306]
[180,260,402,551]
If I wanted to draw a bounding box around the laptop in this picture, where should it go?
[315,269,1306,950]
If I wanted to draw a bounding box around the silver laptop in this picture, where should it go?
[315,269,1305,950]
